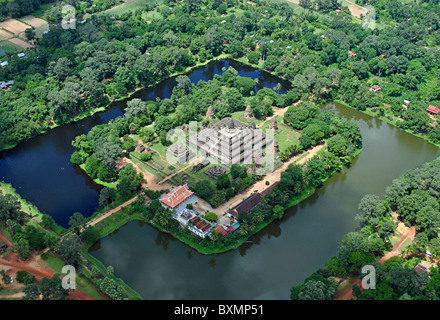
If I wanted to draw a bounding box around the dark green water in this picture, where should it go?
[89,102,440,299]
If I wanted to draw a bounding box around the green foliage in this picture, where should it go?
[194,180,214,200]
[116,164,143,199]
[205,211,218,222]
[16,271,36,285]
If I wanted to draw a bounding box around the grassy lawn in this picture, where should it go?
[142,9,163,21]
[97,0,160,17]
[79,164,116,189]
[40,252,108,300]
[0,40,23,56]
[181,162,230,190]
[260,117,301,153]
[0,286,21,298]
[134,144,188,177]
[231,111,265,126]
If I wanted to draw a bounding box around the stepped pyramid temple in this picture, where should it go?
[189,117,271,167]
[206,105,215,120]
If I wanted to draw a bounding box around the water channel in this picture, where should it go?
[1,59,439,299]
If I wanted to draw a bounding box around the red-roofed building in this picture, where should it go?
[348,50,357,57]
[115,158,127,170]
[160,184,194,210]
[383,103,391,108]
[371,85,381,93]
[414,263,429,274]
[214,225,228,236]
[427,105,440,115]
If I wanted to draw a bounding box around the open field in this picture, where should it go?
[0,40,23,56]
[0,29,13,41]
[260,116,301,153]
[0,19,29,35]
[8,37,33,50]
[282,0,369,19]
[0,15,44,54]
[19,15,47,28]
[91,0,158,17]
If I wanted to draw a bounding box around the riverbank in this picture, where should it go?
[84,142,361,256]
[0,54,232,154]
[331,99,440,149]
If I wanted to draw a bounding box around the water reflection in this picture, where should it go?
[91,108,440,300]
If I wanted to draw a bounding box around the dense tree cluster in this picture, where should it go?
[0,0,54,20]
[2,0,440,151]
[291,157,440,300]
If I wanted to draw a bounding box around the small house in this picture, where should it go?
[348,50,357,57]
[427,105,440,115]
[414,263,429,274]
[188,215,213,238]
[0,61,8,67]
[0,80,14,90]
[17,53,26,58]
[115,158,127,170]
[214,225,228,237]
[371,85,381,93]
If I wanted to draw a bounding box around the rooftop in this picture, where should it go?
[427,105,440,114]
[160,184,194,209]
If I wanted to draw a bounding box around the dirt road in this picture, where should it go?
[125,157,172,191]
[334,226,416,300]
[284,0,368,19]
[0,230,93,300]
[212,143,325,215]
[86,195,139,228]
[377,226,416,264]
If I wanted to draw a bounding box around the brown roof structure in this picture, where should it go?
[415,263,429,273]
[191,216,212,232]
[228,192,262,219]
[371,85,381,92]
[261,181,279,196]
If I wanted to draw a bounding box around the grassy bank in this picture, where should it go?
[332,99,440,149]
[79,164,116,189]
[0,54,232,154]
[84,144,361,256]
[81,207,144,300]
[0,182,65,235]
